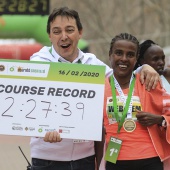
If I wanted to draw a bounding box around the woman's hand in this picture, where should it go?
[44,131,62,143]
[136,110,163,127]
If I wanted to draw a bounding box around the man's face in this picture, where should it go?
[49,16,83,62]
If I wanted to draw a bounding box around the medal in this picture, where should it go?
[123,119,136,132]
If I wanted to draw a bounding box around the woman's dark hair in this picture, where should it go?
[109,33,139,57]
[134,39,156,70]
[47,7,83,34]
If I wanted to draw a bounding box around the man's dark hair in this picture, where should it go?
[47,7,83,34]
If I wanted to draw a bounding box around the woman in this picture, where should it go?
[134,39,170,93]
[103,33,170,170]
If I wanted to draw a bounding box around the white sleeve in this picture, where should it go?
[95,59,113,77]
[134,66,142,74]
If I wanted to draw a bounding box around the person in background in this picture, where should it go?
[30,7,160,170]
[103,33,170,170]
[134,39,170,93]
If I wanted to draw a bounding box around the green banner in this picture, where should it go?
[0,59,106,84]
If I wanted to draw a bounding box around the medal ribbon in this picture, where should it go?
[110,74,136,133]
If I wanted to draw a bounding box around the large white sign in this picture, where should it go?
[0,59,106,141]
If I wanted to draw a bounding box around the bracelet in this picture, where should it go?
[162,119,167,127]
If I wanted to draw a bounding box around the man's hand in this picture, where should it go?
[44,131,62,143]
[139,65,162,91]
[136,110,163,127]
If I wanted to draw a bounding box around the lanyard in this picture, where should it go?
[113,74,134,118]
[110,74,135,133]
[49,47,81,64]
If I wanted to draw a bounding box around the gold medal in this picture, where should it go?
[123,119,136,132]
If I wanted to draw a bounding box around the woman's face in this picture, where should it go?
[142,45,165,75]
[109,40,138,79]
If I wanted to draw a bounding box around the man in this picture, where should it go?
[30,7,160,170]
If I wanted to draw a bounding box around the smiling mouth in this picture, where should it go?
[119,64,127,69]
[61,44,70,49]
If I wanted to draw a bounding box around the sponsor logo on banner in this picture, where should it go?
[0,62,50,77]
[12,126,23,131]
[0,65,5,71]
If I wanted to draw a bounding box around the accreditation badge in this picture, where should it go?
[123,119,136,132]
[104,137,122,163]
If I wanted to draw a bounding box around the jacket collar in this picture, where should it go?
[50,45,91,64]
